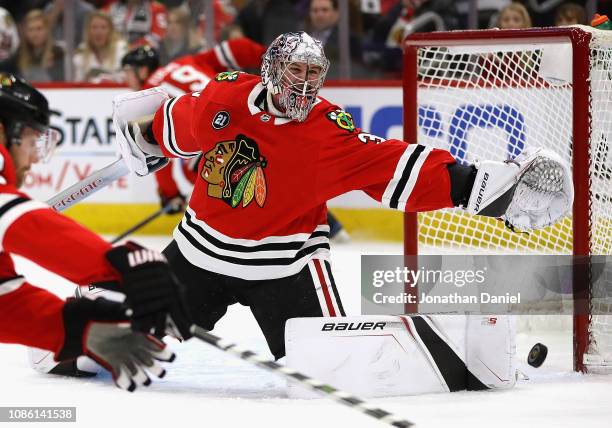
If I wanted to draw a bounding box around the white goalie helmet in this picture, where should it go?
[261,32,330,122]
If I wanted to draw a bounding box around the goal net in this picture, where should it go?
[403,26,612,372]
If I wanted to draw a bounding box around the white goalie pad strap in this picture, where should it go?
[112,87,170,176]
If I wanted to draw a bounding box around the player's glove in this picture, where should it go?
[160,192,187,215]
[57,297,175,392]
[105,242,193,339]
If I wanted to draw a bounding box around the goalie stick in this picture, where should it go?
[43,158,415,427]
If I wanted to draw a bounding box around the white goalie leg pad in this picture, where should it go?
[466,148,573,230]
[285,316,451,398]
[113,87,170,176]
[285,315,516,398]
[465,315,517,389]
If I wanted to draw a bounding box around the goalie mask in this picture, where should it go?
[261,32,329,122]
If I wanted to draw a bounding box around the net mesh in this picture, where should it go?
[409,27,612,370]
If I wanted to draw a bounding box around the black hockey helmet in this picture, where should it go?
[121,45,160,72]
[0,73,54,134]
[0,73,59,160]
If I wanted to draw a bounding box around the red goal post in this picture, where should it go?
[402,26,612,372]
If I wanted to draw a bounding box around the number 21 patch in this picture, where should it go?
[212,111,230,130]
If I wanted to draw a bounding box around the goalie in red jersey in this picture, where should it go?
[114,32,573,360]
[121,38,352,241]
[0,74,192,390]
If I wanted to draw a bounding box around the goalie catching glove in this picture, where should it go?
[105,242,193,339]
[463,148,573,230]
[57,297,175,392]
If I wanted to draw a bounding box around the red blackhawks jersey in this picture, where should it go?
[152,72,456,280]
[0,144,118,355]
[144,38,266,199]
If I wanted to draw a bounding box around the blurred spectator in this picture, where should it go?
[365,0,456,76]
[303,0,367,78]
[307,0,339,43]
[0,1,46,23]
[237,0,300,45]
[105,0,168,46]
[453,0,509,29]
[495,2,532,29]
[385,0,428,47]
[0,7,19,62]
[44,0,95,49]
[554,2,586,26]
[483,2,534,83]
[73,11,128,82]
[158,7,203,64]
[7,9,65,81]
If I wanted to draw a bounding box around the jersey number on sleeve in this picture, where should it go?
[170,65,211,92]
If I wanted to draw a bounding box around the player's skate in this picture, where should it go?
[28,286,120,377]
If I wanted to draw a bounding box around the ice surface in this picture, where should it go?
[2,236,611,428]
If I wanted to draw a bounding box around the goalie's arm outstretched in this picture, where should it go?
[115,88,573,230]
[315,108,573,230]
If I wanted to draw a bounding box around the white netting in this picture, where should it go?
[409,26,612,370]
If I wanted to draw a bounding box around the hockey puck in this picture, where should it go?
[527,343,548,368]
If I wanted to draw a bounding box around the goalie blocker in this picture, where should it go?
[285,315,516,397]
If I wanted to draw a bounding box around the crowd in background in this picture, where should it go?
[0,0,607,83]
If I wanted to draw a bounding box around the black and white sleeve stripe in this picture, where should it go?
[214,41,240,70]
[161,95,201,159]
[0,195,48,251]
[382,144,433,210]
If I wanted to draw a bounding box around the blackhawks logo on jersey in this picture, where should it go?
[214,71,240,82]
[201,134,268,208]
[326,109,355,132]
